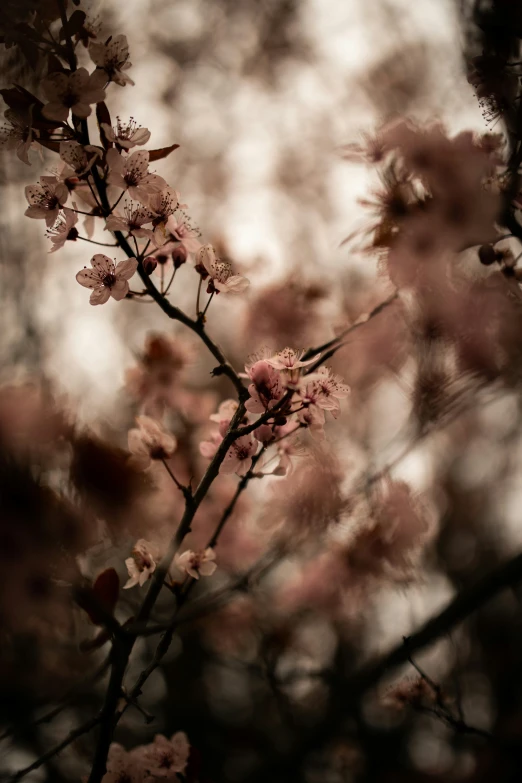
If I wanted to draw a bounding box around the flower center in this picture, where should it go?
[103,273,116,288]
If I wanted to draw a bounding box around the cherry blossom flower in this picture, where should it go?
[100,116,150,148]
[175,548,217,580]
[127,415,177,470]
[209,399,240,435]
[106,148,166,204]
[90,34,134,86]
[297,403,326,439]
[76,254,137,305]
[195,244,249,294]
[148,188,182,244]
[273,429,307,475]
[45,208,78,252]
[25,176,69,226]
[0,108,39,165]
[199,431,223,460]
[41,68,107,122]
[99,743,146,783]
[141,732,190,776]
[164,210,201,252]
[221,434,258,475]
[298,367,350,418]
[245,359,285,413]
[124,539,160,589]
[59,141,101,175]
[267,348,317,372]
[105,201,155,240]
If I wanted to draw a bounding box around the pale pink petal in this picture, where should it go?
[115,257,138,280]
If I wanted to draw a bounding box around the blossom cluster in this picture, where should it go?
[200,348,350,476]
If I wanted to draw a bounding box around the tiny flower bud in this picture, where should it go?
[143,256,158,275]
[172,245,188,269]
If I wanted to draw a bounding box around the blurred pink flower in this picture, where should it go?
[127,415,177,470]
[209,399,239,435]
[106,148,166,204]
[175,548,217,580]
[25,176,68,226]
[199,431,223,459]
[100,743,146,783]
[76,254,137,305]
[90,34,134,86]
[124,539,160,589]
[141,732,190,776]
[41,68,106,122]
[100,117,150,148]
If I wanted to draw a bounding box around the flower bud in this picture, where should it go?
[173,245,188,269]
[143,256,158,275]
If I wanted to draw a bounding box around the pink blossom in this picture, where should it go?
[245,359,285,413]
[100,117,150,148]
[25,176,69,226]
[106,148,166,204]
[0,108,39,165]
[127,415,177,470]
[298,367,350,418]
[100,743,147,783]
[175,548,217,580]
[59,141,101,175]
[41,68,106,122]
[297,404,326,439]
[124,539,160,589]
[209,399,239,435]
[140,732,190,778]
[105,201,155,239]
[164,210,201,252]
[76,254,137,305]
[199,431,223,459]
[267,347,317,371]
[221,434,258,476]
[196,244,249,294]
[90,34,134,86]
[45,208,78,252]
[148,188,182,244]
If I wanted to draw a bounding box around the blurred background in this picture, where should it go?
[4,1,522,782]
